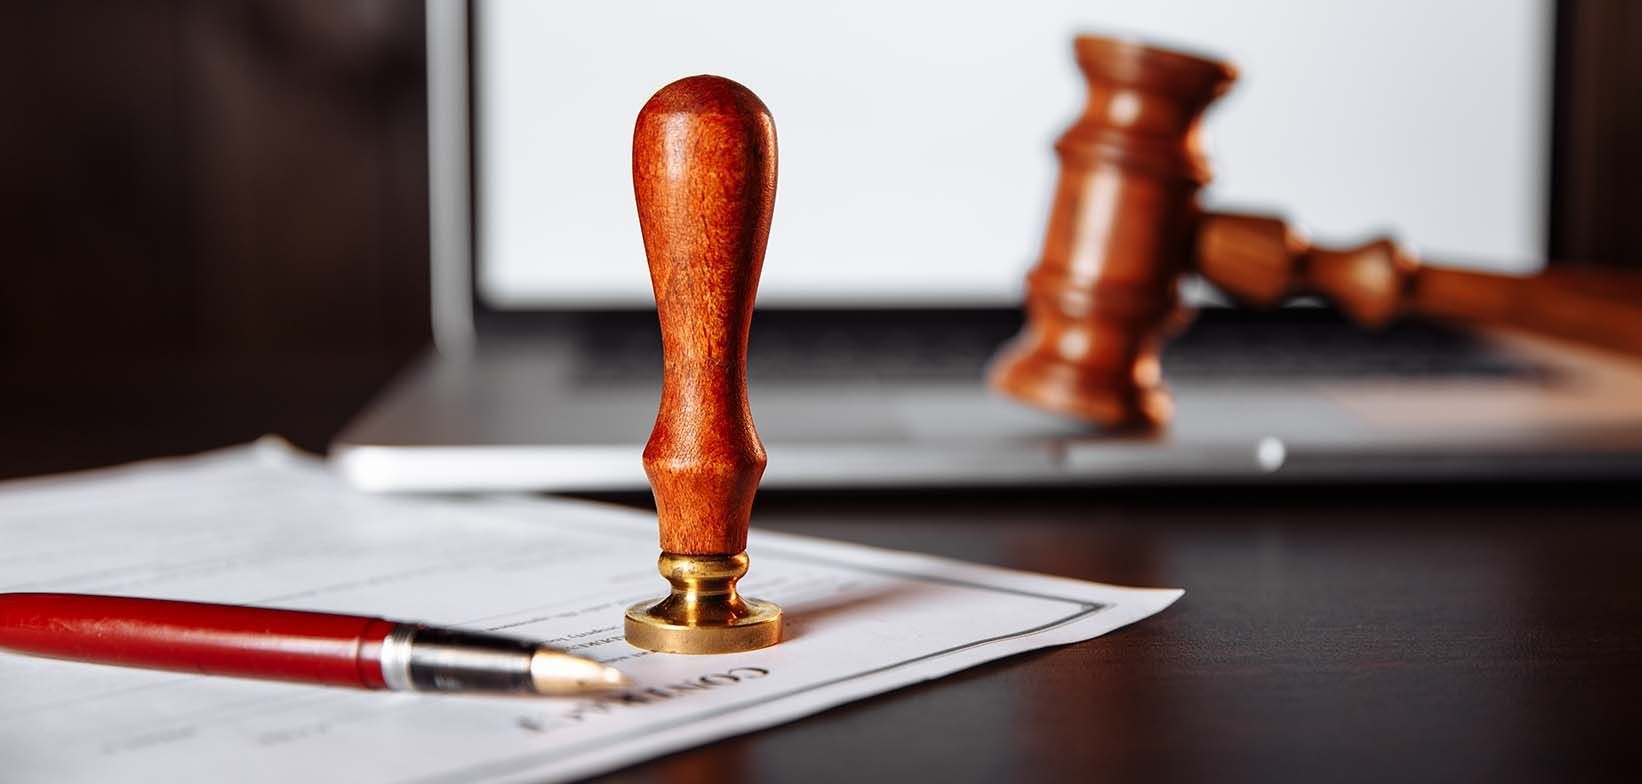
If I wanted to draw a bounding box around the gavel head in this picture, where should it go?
[989,36,1236,429]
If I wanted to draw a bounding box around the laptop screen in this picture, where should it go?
[473,0,1551,309]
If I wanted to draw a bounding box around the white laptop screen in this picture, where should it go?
[474,0,1551,309]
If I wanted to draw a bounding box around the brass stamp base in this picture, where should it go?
[624,596,782,654]
[623,552,784,654]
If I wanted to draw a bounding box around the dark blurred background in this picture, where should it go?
[0,0,1638,477]
[0,1,428,476]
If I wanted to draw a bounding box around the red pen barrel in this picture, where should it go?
[0,593,397,689]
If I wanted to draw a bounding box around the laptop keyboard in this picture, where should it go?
[1164,311,1549,381]
[573,309,1548,385]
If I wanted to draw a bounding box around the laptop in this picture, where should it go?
[333,0,1642,491]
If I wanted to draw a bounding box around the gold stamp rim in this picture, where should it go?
[624,597,783,655]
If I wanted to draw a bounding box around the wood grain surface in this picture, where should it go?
[632,76,776,555]
[1196,212,1642,356]
[992,31,1642,430]
[988,35,1235,430]
[583,483,1642,784]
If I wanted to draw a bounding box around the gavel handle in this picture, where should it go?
[1193,212,1642,356]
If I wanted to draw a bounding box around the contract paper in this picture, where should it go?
[0,442,1181,783]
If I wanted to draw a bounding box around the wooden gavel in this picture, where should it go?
[990,35,1642,429]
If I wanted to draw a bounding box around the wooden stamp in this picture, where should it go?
[623,75,783,654]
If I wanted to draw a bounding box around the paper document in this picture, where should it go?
[0,442,1180,783]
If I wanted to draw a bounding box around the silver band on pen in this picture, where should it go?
[374,623,626,695]
[378,623,419,692]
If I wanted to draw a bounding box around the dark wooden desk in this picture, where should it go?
[3,357,1639,783]
[579,486,1642,784]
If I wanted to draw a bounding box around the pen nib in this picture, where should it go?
[529,648,630,695]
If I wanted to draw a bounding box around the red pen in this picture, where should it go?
[0,593,628,695]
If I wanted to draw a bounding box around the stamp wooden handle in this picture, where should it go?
[633,75,776,556]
